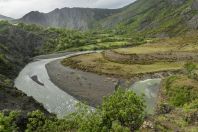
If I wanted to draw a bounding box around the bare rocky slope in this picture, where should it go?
[17,8,120,30]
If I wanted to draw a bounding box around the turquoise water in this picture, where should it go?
[130,79,162,115]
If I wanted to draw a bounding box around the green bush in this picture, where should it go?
[0,111,19,132]
[168,85,194,106]
[0,89,145,131]
[26,110,47,131]
[101,89,145,131]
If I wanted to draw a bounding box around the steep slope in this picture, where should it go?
[0,14,13,21]
[0,21,50,119]
[18,7,119,30]
[100,0,198,37]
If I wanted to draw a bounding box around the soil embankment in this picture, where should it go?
[103,50,198,64]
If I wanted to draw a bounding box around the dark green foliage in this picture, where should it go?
[0,90,145,131]
[101,89,145,131]
[0,111,19,132]
[26,110,47,131]
[0,53,13,76]
[42,28,97,53]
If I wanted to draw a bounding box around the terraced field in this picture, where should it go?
[62,33,198,79]
[62,53,186,78]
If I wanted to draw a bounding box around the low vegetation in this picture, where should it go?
[0,89,145,131]
[152,63,198,131]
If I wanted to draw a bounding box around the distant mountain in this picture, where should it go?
[17,7,120,30]
[0,14,13,21]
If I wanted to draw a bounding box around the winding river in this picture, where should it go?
[15,51,161,117]
[15,51,94,117]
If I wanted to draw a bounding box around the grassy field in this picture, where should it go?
[114,43,178,54]
[62,53,193,78]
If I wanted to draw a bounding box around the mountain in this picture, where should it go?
[17,7,119,30]
[100,0,198,37]
[0,14,13,21]
[17,0,198,36]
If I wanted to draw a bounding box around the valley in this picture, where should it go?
[0,0,198,131]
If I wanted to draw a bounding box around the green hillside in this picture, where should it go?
[100,0,198,37]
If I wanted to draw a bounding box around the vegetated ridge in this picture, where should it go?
[100,0,198,37]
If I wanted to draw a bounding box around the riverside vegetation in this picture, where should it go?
[0,0,198,131]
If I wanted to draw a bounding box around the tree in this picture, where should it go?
[101,89,146,131]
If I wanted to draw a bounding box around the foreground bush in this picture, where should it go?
[101,89,145,131]
[0,89,145,131]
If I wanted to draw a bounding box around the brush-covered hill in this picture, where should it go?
[100,0,198,37]
[17,7,119,30]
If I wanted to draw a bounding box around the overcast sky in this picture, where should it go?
[0,0,135,19]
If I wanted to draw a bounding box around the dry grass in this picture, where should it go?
[62,53,191,78]
[114,43,177,54]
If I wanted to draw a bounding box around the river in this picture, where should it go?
[15,51,161,117]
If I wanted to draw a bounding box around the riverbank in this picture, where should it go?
[0,84,50,115]
[46,59,117,107]
[46,53,183,108]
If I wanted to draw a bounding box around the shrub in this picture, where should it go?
[1,89,145,131]
[26,110,47,131]
[164,76,198,107]
[101,89,146,131]
[168,85,193,106]
[0,111,19,132]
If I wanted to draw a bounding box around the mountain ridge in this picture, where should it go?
[17,7,120,30]
[0,14,13,21]
[16,0,198,35]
